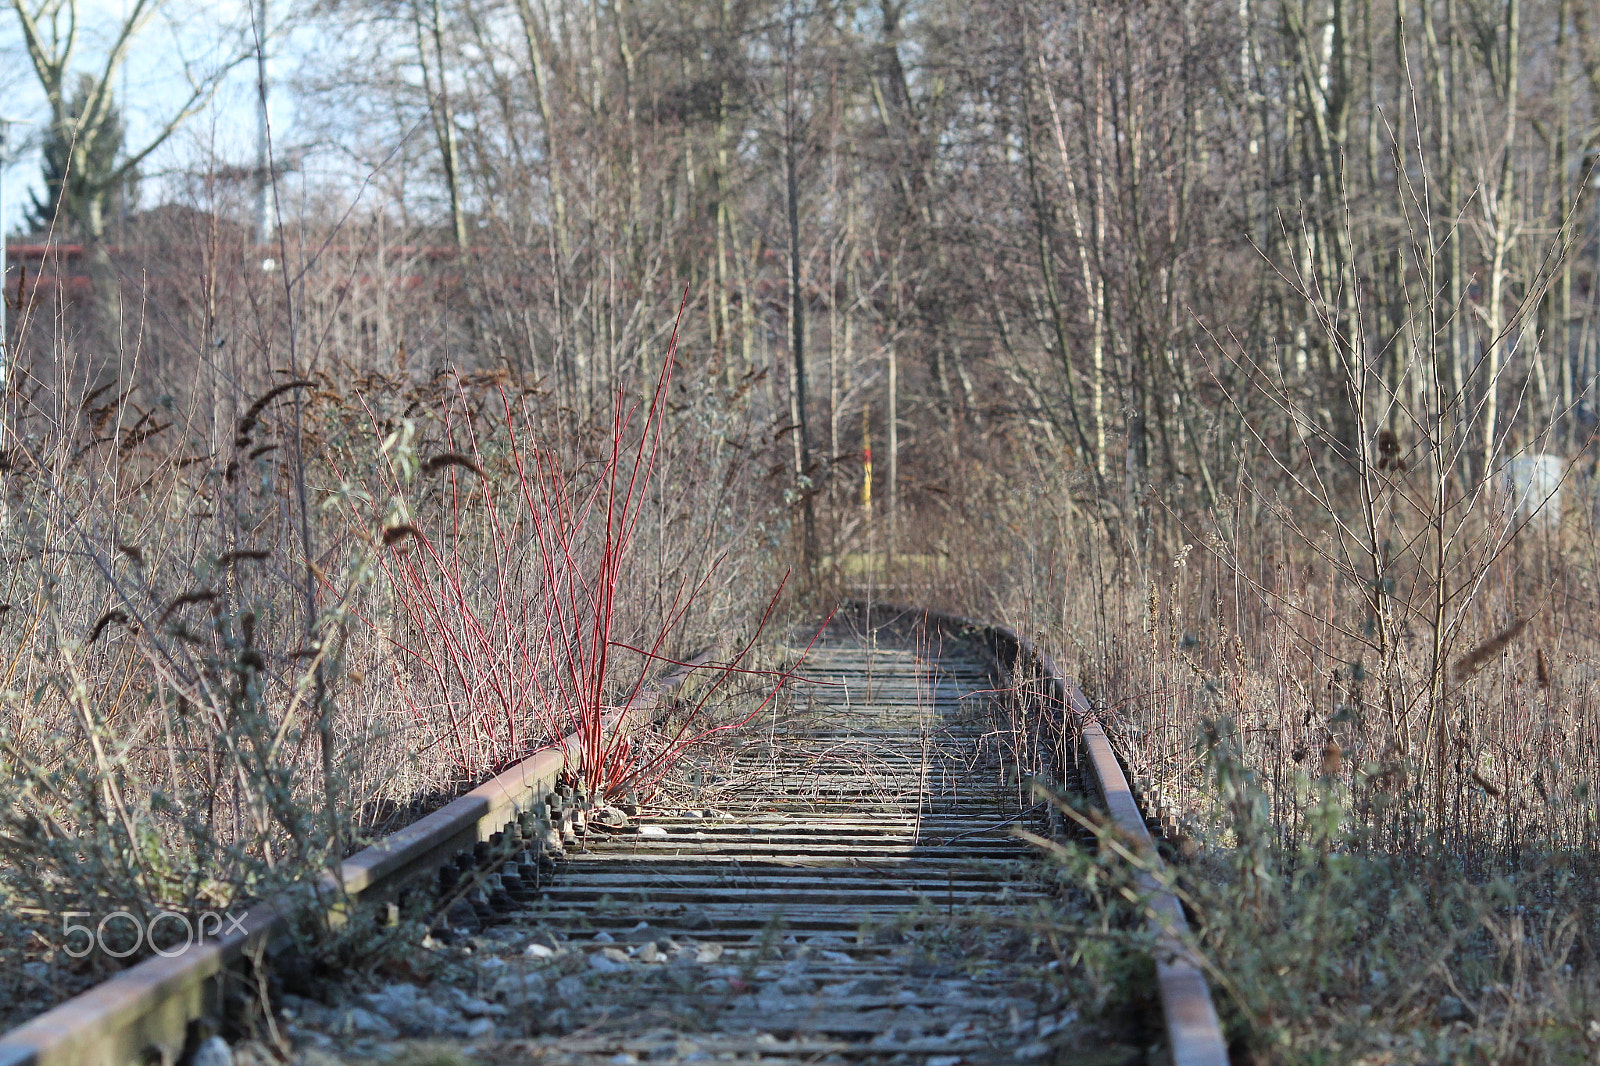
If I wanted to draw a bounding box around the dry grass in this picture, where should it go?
[4,198,1598,1066]
[878,442,1600,1062]
[0,227,795,1029]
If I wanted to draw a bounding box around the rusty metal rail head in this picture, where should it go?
[850,602,1232,1066]
[0,658,707,1066]
[1004,632,1230,1066]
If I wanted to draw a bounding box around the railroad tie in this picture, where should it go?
[468,622,1092,1064]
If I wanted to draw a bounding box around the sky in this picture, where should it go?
[0,0,300,238]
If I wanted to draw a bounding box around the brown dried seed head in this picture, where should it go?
[382,523,420,546]
[1453,615,1531,681]
[421,453,486,478]
[1374,430,1409,471]
[158,590,217,625]
[1537,648,1550,689]
[1320,737,1343,779]
[88,609,130,644]
[79,379,118,414]
[236,379,315,444]
[117,418,170,454]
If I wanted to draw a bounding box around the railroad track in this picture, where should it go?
[0,607,1227,1066]
[463,622,1067,1063]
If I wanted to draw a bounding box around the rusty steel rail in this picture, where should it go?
[871,604,1230,1066]
[0,659,707,1066]
[995,630,1229,1066]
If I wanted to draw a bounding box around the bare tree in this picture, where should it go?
[9,0,245,243]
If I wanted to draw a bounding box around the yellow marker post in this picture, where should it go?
[861,405,872,512]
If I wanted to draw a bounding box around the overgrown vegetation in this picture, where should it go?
[5,0,1600,1058]
[0,254,789,1027]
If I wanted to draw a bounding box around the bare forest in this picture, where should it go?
[5,0,1600,1060]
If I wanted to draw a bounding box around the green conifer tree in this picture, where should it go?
[29,73,138,238]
